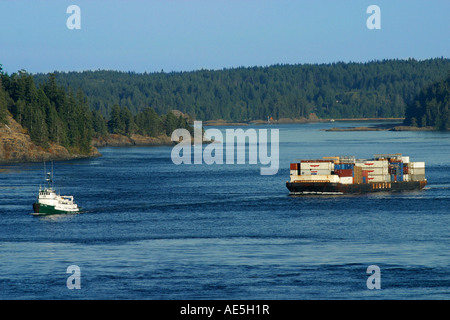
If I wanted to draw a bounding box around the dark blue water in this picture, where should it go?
[1,122,449,299]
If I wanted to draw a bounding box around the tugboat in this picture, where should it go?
[32,163,80,216]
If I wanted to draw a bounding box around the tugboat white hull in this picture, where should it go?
[32,202,80,216]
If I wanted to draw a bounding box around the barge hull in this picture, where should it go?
[286,180,427,195]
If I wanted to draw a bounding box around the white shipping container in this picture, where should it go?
[367,175,390,183]
[409,168,425,175]
[410,174,426,181]
[290,174,339,183]
[355,160,389,168]
[410,162,425,168]
[300,162,334,170]
[290,170,298,175]
[403,174,410,181]
[301,169,332,175]
[339,177,353,184]
[401,156,410,163]
[364,167,389,175]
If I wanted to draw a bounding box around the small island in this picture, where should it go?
[324,123,438,132]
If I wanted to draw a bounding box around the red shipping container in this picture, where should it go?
[335,169,353,177]
[290,163,299,170]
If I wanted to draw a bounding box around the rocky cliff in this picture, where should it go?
[0,115,101,163]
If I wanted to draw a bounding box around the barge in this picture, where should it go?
[286,154,427,194]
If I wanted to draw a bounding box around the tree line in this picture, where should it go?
[0,66,192,154]
[107,104,192,137]
[404,73,449,130]
[33,58,450,121]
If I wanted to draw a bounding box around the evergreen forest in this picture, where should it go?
[404,73,449,130]
[33,58,450,121]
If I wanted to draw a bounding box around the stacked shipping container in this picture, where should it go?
[355,160,389,183]
[300,161,334,176]
[409,162,425,181]
[289,154,425,184]
[334,164,354,184]
[289,160,336,183]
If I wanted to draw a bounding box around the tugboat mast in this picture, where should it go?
[43,161,54,190]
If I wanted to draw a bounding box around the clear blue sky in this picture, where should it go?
[1,0,449,74]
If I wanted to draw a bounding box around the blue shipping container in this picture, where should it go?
[335,164,353,170]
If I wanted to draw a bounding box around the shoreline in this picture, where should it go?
[0,115,102,164]
[203,117,406,126]
[91,133,174,148]
[324,123,440,132]
[0,145,102,165]
[1,117,444,164]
